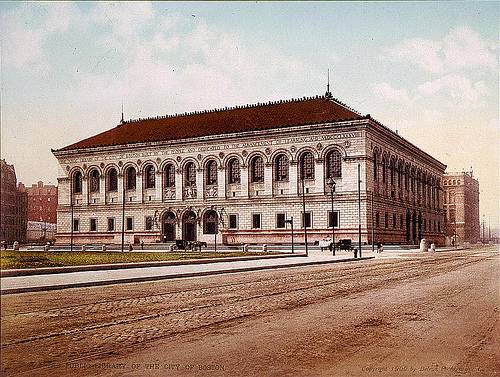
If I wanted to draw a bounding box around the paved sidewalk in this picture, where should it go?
[1,250,373,294]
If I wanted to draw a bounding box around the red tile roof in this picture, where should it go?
[58,95,365,151]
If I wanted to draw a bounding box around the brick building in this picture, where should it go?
[20,181,58,242]
[443,172,480,244]
[0,159,27,244]
[24,181,58,224]
[52,94,446,246]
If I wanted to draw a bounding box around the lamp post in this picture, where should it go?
[70,187,74,252]
[301,162,309,257]
[285,217,294,254]
[327,178,336,256]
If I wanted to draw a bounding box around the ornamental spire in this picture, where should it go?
[325,69,332,98]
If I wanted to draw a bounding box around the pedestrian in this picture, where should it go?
[140,240,144,250]
[377,242,383,254]
[128,242,133,252]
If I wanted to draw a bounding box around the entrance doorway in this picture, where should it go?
[162,211,176,242]
[182,211,197,241]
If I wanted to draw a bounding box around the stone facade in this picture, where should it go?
[443,172,480,244]
[0,159,27,244]
[52,96,446,246]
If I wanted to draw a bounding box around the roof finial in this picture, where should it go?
[121,102,124,124]
[325,69,332,98]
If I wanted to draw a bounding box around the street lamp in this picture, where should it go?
[300,162,309,257]
[285,217,294,254]
[327,178,336,256]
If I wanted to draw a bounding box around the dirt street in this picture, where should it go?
[1,247,499,377]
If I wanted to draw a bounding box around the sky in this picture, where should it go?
[1,1,499,230]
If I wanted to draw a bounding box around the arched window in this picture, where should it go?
[145,165,155,189]
[185,162,196,187]
[228,158,240,184]
[164,164,175,187]
[206,160,218,185]
[326,150,342,178]
[404,166,409,191]
[300,152,315,180]
[251,156,264,183]
[89,170,100,192]
[390,160,395,185]
[373,152,378,180]
[108,168,118,192]
[203,210,218,234]
[73,171,82,194]
[382,157,387,183]
[126,167,136,190]
[275,154,289,181]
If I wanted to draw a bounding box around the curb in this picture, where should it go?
[1,253,303,278]
[0,256,374,295]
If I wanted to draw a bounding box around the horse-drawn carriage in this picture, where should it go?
[315,238,354,252]
[173,240,207,252]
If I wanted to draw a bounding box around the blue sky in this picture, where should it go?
[1,1,498,228]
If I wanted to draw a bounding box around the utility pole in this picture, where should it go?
[358,163,362,258]
[121,185,126,252]
[371,191,375,253]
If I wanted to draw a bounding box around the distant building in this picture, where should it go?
[443,172,480,244]
[26,221,57,242]
[18,181,58,242]
[24,181,58,224]
[0,159,27,244]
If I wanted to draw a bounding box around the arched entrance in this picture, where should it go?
[182,211,197,241]
[203,210,219,234]
[162,211,176,242]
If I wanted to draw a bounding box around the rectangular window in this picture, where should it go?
[393,213,396,229]
[400,214,403,229]
[145,216,154,231]
[376,212,380,228]
[385,212,388,228]
[328,211,339,228]
[302,212,312,228]
[107,218,115,232]
[252,214,261,229]
[276,213,286,228]
[90,218,97,232]
[126,217,133,231]
[73,219,79,232]
[229,214,238,229]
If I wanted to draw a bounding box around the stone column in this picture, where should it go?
[196,168,204,199]
[82,176,88,205]
[264,163,273,196]
[118,173,124,203]
[218,166,226,199]
[315,159,324,194]
[155,170,162,201]
[136,172,143,203]
[175,169,183,200]
[58,177,70,205]
[289,161,298,196]
[240,164,249,198]
[99,175,106,204]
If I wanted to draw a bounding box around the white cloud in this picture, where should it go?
[371,82,411,104]
[383,26,497,74]
[417,74,489,103]
[91,2,155,36]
